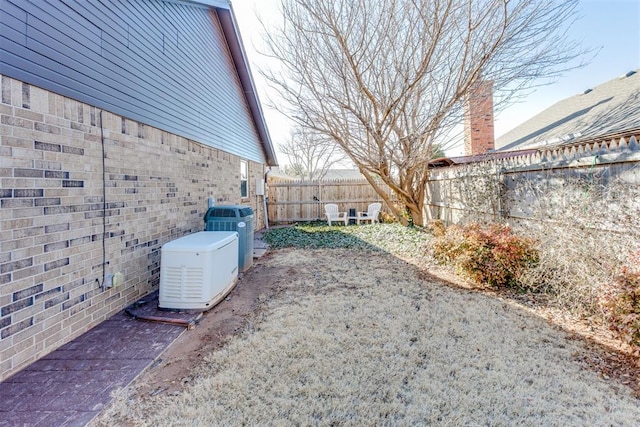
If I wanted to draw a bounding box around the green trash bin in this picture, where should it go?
[204,205,254,272]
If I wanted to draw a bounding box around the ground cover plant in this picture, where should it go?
[263,222,431,258]
[95,224,640,426]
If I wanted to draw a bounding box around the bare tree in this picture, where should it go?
[260,0,588,226]
[280,128,346,180]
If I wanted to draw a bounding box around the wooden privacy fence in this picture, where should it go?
[426,134,640,228]
[267,178,397,223]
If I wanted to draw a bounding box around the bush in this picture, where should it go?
[427,219,446,237]
[601,250,640,352]
[431,223,467,262]
[379,211,398,224]
[432,222,539,289]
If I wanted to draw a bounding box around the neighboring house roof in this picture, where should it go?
[0,0,277,166]
[267,168,365,181]
[321,169,366,180]
[496,70,640,151]
[267,167,298,181]
[429,149,539,168]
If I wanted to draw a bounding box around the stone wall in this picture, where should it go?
[0,75,266,380]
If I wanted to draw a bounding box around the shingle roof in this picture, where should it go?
[496,70,640,151]
[322,169,366,180]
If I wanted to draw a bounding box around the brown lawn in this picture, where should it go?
[93,247,640,426]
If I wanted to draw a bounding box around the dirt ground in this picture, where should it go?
[130,252,285,397]
[127,249,640,403]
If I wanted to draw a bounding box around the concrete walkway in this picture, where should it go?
[0,313,185,427]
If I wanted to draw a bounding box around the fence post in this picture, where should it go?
[318,182,323,221]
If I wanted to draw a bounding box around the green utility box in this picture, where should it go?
[204,205,254,272]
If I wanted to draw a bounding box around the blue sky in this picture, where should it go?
[233,0,640,159]
[493,0,640,140]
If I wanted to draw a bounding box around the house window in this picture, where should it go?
[240,160,248,198]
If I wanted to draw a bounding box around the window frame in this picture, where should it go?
[240,160,248,199]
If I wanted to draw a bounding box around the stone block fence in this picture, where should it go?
[0,75,266,380]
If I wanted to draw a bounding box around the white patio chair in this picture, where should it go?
[356,202,382,225]
[324,204,347,226]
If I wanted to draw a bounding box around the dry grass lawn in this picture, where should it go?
[96,245,640,426]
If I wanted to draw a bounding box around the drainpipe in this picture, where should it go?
[263,168,271,229]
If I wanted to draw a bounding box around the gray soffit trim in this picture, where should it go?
[167,0,231,9]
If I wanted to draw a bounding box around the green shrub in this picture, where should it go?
[601,250,640,352]
[432,223,539,289]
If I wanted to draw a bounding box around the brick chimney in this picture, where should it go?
[464,80,495,156]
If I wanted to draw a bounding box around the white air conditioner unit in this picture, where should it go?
[159,231,238,311]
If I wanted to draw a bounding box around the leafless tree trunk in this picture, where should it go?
[279,128,346,180]
[260,0,587,226]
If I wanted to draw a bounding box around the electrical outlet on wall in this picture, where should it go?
[113,272,124,287]
[105,273,114,288]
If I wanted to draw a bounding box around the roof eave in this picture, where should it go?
[172,0,231,10]
[215,6,278,167]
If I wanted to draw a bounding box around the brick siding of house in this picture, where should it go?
[0,75,266,380]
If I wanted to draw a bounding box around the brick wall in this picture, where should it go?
[463,81,495,156]
[0,75,266,380]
